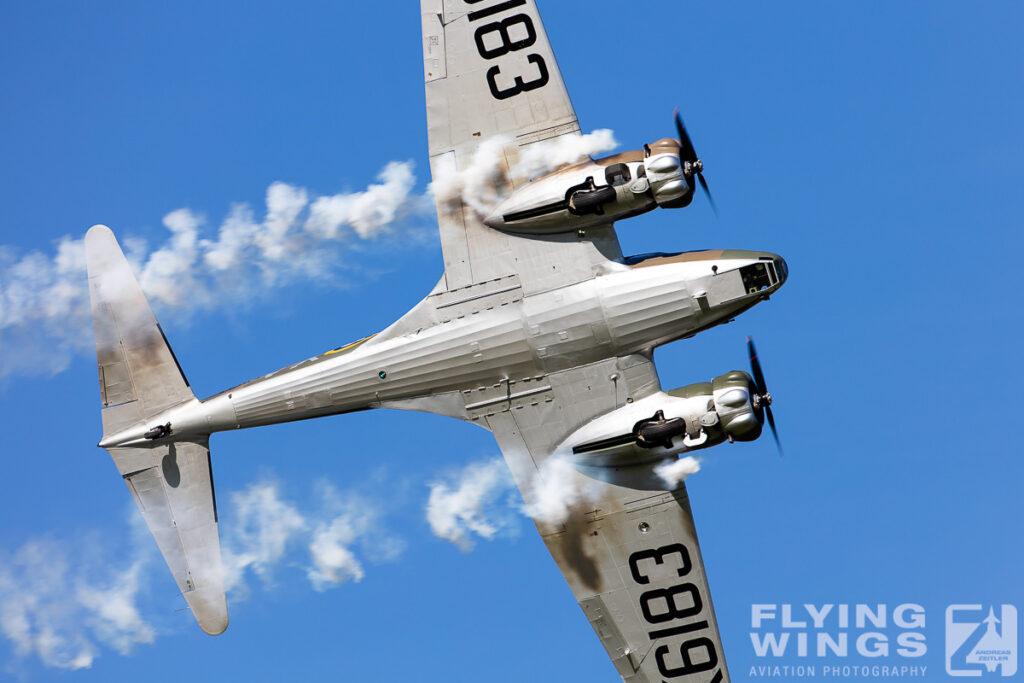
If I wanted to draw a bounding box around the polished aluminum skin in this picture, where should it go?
[86,1,788,680]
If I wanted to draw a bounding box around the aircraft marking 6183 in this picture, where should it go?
[466,0,550,100]
[629,543,723,681]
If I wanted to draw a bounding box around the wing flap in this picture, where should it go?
[581,595,642,679]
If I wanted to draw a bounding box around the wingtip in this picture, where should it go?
[199,614,229,636]
[86,224,113,239]
[193,595,229,635]
[84,225,120,264]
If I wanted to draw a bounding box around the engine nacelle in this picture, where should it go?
[560,370,763,467]
[643,137,692,209]
[483,139,694,235]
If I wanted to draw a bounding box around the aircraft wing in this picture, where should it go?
[421,0,579,159]
[421,0,624,293]
[482,355,731,683]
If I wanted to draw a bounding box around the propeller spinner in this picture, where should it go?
[747,336,782,456]
[674,109,717,215]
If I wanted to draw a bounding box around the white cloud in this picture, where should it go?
[654,456,701,489]
[425,459,517,551]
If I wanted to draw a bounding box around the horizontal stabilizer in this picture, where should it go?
[85,224,193,437]
[112,440,228,635]
[85,225,227,634]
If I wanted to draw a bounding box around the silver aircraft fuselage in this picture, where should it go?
[100,249,787,449]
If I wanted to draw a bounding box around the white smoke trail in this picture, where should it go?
[219,482,308,596]
[424,454,613,536]
[0,446,687,670]
[429,128,619,220]
[0,161,426,380]
[306,481,406,591]
[526,454,702,525]
[75,560,155,659]
[1,131,621,380]
[307,518,366,589]
[220,480,405,598]
[430,135,513,219]
[654,456,702,489]
[425,451,703,541]
[0,477,405,671]
[513,128,618,180]
[522,454,607,527]
[0,235,93,379]
[425,459,518,551]
[0,539,154,671]
[306,162,421,240]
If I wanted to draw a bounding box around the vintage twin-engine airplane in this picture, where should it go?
[85,1,786,681]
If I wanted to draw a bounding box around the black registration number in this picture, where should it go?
[628,543,723,681]
[465,0,550,100]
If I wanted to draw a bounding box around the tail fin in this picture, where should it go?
[85,225,228,635]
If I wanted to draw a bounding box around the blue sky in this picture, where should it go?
[1,1,1022,680]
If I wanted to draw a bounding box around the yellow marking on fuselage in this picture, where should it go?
[324,334,376,355]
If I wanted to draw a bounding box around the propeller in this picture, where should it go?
[674,109,717,215]
[746,336,782,456]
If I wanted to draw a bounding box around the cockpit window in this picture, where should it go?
[740,262,773,293]
[621,251,684,265]
[605,163,631,187]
